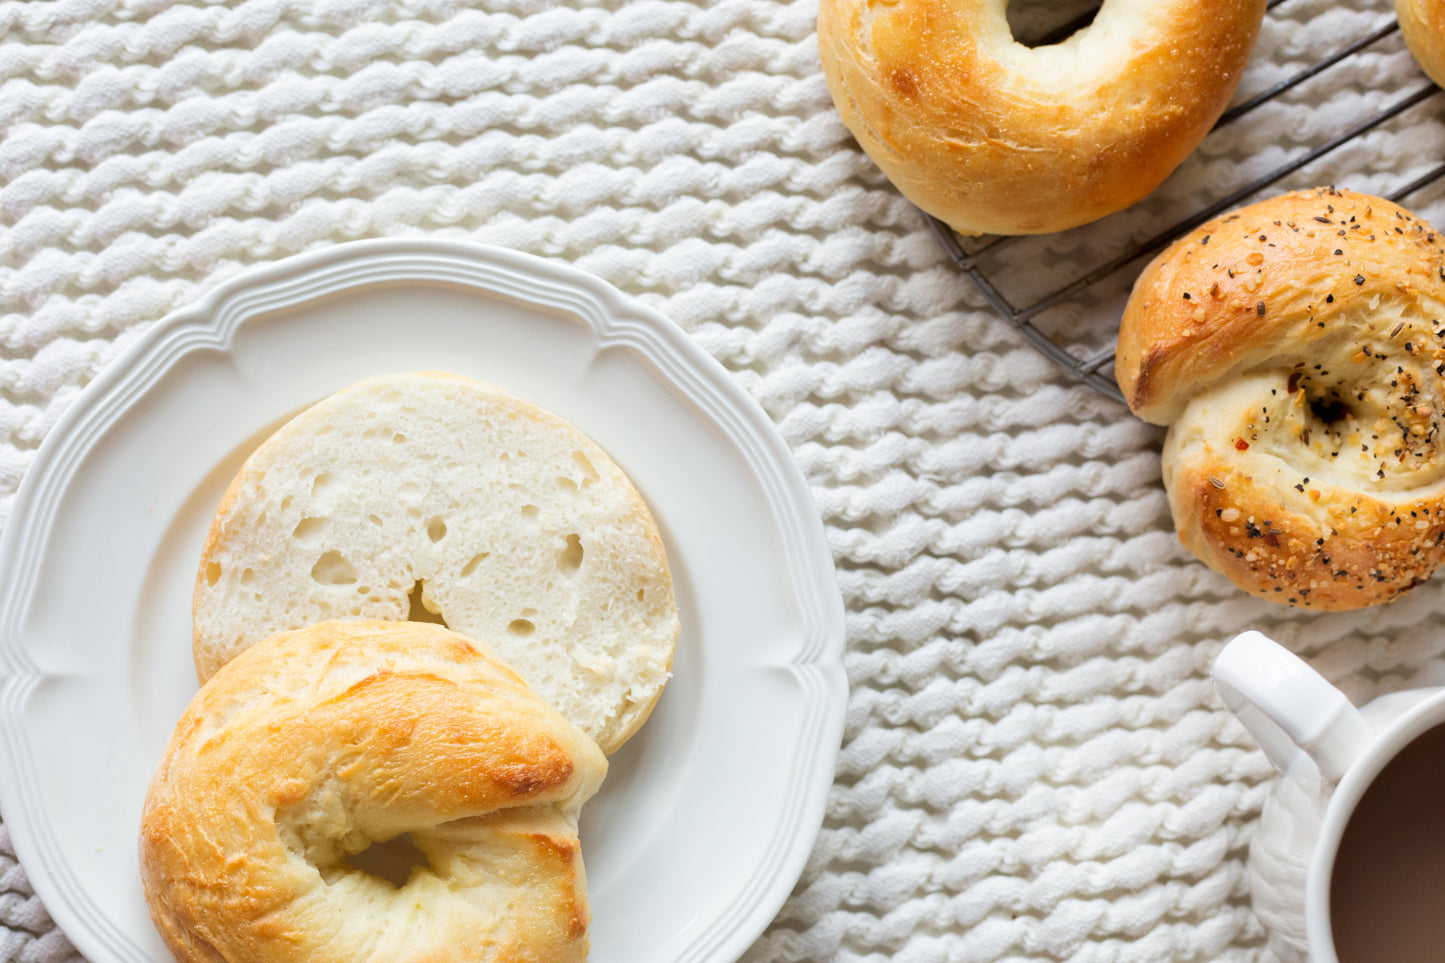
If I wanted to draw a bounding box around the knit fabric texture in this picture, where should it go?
[3,0,1444,960]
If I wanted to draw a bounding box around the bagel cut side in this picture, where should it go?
[140,620,608,963]
[817,0,1267,235]
[1117,187,1445,609]
[194,372,678,754]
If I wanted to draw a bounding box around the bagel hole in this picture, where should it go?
[1310,394,1352,426]
[426,515,447,543]
[406,580,448,627]
[1006,0,1098,48]
[460,552,489,577]
[508,618,535,636]
[342,832,430,889]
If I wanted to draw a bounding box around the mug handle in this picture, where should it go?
[1213,631,1373,784]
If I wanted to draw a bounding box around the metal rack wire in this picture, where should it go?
[928,1,1445,403]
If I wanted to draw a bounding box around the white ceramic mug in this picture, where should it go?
[1213,630,1445,962]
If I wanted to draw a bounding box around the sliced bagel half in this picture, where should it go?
[193,372,678,754]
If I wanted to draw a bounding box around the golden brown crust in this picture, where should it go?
[1170,450,1445,609]
[140,620,607,963]
[1117,187,1445,609]
[1118,189,1445,422]
[817,0,1267,235]
[1398,0,1445,88]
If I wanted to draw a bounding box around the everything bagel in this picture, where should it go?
[140,620,608,963]
[1117,187,1445,609]
[817,0,1267,235]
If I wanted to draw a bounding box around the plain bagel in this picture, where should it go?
[140,620,608,963]
[1117,187,1445,609]
[1398,0,1445,88]
[193,371,678,755]
[817,0,1267,235]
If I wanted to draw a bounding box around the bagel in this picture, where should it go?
[1398,0,1445,89]
[1116,187,1445,609]
[193,371,678,754]
[816,0,1267,235]
[140,620,608,963]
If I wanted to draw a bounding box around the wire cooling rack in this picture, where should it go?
[928,0,1445,402]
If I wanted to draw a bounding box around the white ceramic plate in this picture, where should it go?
[0,239,846,963]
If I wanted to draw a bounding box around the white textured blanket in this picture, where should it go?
[2,0,1442,961]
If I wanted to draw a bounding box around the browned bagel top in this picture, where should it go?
[818,0,1266,234]
[1398,0,1445,88]
[141,620,607,963]
[1117,188,1445,609]
[1119,187,1445,424]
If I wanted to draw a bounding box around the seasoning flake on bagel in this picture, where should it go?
[817,0,1268,235]
[1117,187,1445,609]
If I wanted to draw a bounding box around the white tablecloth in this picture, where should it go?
[3,0,1444,960]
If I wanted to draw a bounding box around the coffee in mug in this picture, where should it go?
[1330,722,1445,962]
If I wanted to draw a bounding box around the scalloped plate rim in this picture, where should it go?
[0,238,847,963]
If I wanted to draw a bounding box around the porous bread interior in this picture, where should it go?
[193,372,678,754]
